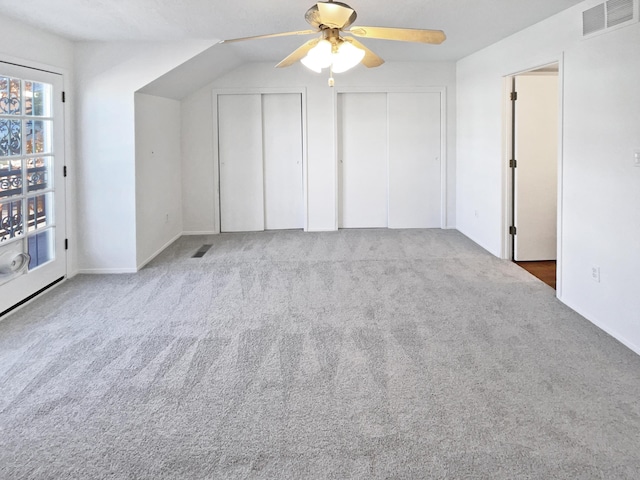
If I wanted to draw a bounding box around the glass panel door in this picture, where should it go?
[0,62,65,315]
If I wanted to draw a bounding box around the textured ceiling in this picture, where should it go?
[0,0,586,62]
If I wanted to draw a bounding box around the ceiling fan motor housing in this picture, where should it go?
[305,1,358,30]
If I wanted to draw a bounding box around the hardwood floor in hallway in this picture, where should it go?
[515,260,556,289]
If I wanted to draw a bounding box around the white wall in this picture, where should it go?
[0,16,74,70]
[561,20,640,353]
[456,1,640,353]
[181,61,457,233]
[74,40,212,273]
[0,16,77,275]
[134,93,183,268]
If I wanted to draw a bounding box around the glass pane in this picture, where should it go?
[27,157,51,192]
[24,81,51,117]
[0,77,21,115]
[0,77,6,114]
[24,81,33,116]
[28,229,53,270]
[0,159,23,199]
[0,119,22,156]
[25,119,51,154]
[35,83,51,117]
[27,193,52,232]
[0,200,24,242]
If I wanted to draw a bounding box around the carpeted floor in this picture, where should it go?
[0,229,639,479]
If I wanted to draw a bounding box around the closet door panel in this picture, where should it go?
[263,93,304,230]
[388,92,441,228]
[338,92,388,228]
[218,94,264,232]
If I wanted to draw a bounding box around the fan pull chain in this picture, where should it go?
[328,66,335,87]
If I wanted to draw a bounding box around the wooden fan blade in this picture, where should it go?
[221,30,317,44]
[343,37,385,68]
[276,38,321,68]
[317,2,357,29]
[348,26,446,44]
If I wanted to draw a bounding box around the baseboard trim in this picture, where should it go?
[77,268,138,274]
[182,231,219,236]
[136,232,182,271]
[456,226,501,258]
[561,297,640,357]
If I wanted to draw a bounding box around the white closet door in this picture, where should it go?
[388,92,441,229]
[338,93,388,228]
[218,94,264,232]
[262,93,304,230]
[514,75,558,261]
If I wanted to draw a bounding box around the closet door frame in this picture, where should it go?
[332,86,447,230]
[212,87,308,233]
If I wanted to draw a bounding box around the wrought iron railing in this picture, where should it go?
[0,164,48,242]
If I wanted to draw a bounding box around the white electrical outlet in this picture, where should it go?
[635,150,640,167]
[591,266,600,283]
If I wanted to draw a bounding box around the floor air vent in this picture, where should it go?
[192,245,212,258]
[583,0,636,37]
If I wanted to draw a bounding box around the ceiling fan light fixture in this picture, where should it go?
[331,40,365,73]
[300,56,323,73]
[300,36,364,74]
[301,39,333,72]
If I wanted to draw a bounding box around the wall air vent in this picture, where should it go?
[583,0,637,38]
[607,0,634,26]
[583,4,606,35]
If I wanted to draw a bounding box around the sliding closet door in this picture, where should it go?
[388,92,441,228]
[218,94,264,232]
[338,93,388,228]
[262,93,304,230]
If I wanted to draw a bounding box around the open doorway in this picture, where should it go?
[506,63,560,289]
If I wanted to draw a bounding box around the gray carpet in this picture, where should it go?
[0,229,639,479]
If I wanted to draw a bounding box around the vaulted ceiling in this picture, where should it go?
[1,0,585,62]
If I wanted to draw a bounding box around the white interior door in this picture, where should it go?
[388,92,441,228]
[218,94,264,233]
[262,93,304,230]
[0,62,66,315]
[514,75,558,261]
[338,93,388,228]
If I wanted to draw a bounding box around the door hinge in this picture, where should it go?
[65,239,69,250]
[63,166,67,177]
[62,91,66,103]
[510,91,518,101]
[509,226,517,235]
[509,159,517,168]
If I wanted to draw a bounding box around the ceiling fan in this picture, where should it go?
[221,0,446,86]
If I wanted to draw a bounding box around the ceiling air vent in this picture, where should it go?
[583,4,606,35]
[607,0,634,26]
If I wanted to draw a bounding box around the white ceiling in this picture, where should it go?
[0,0,585,62]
